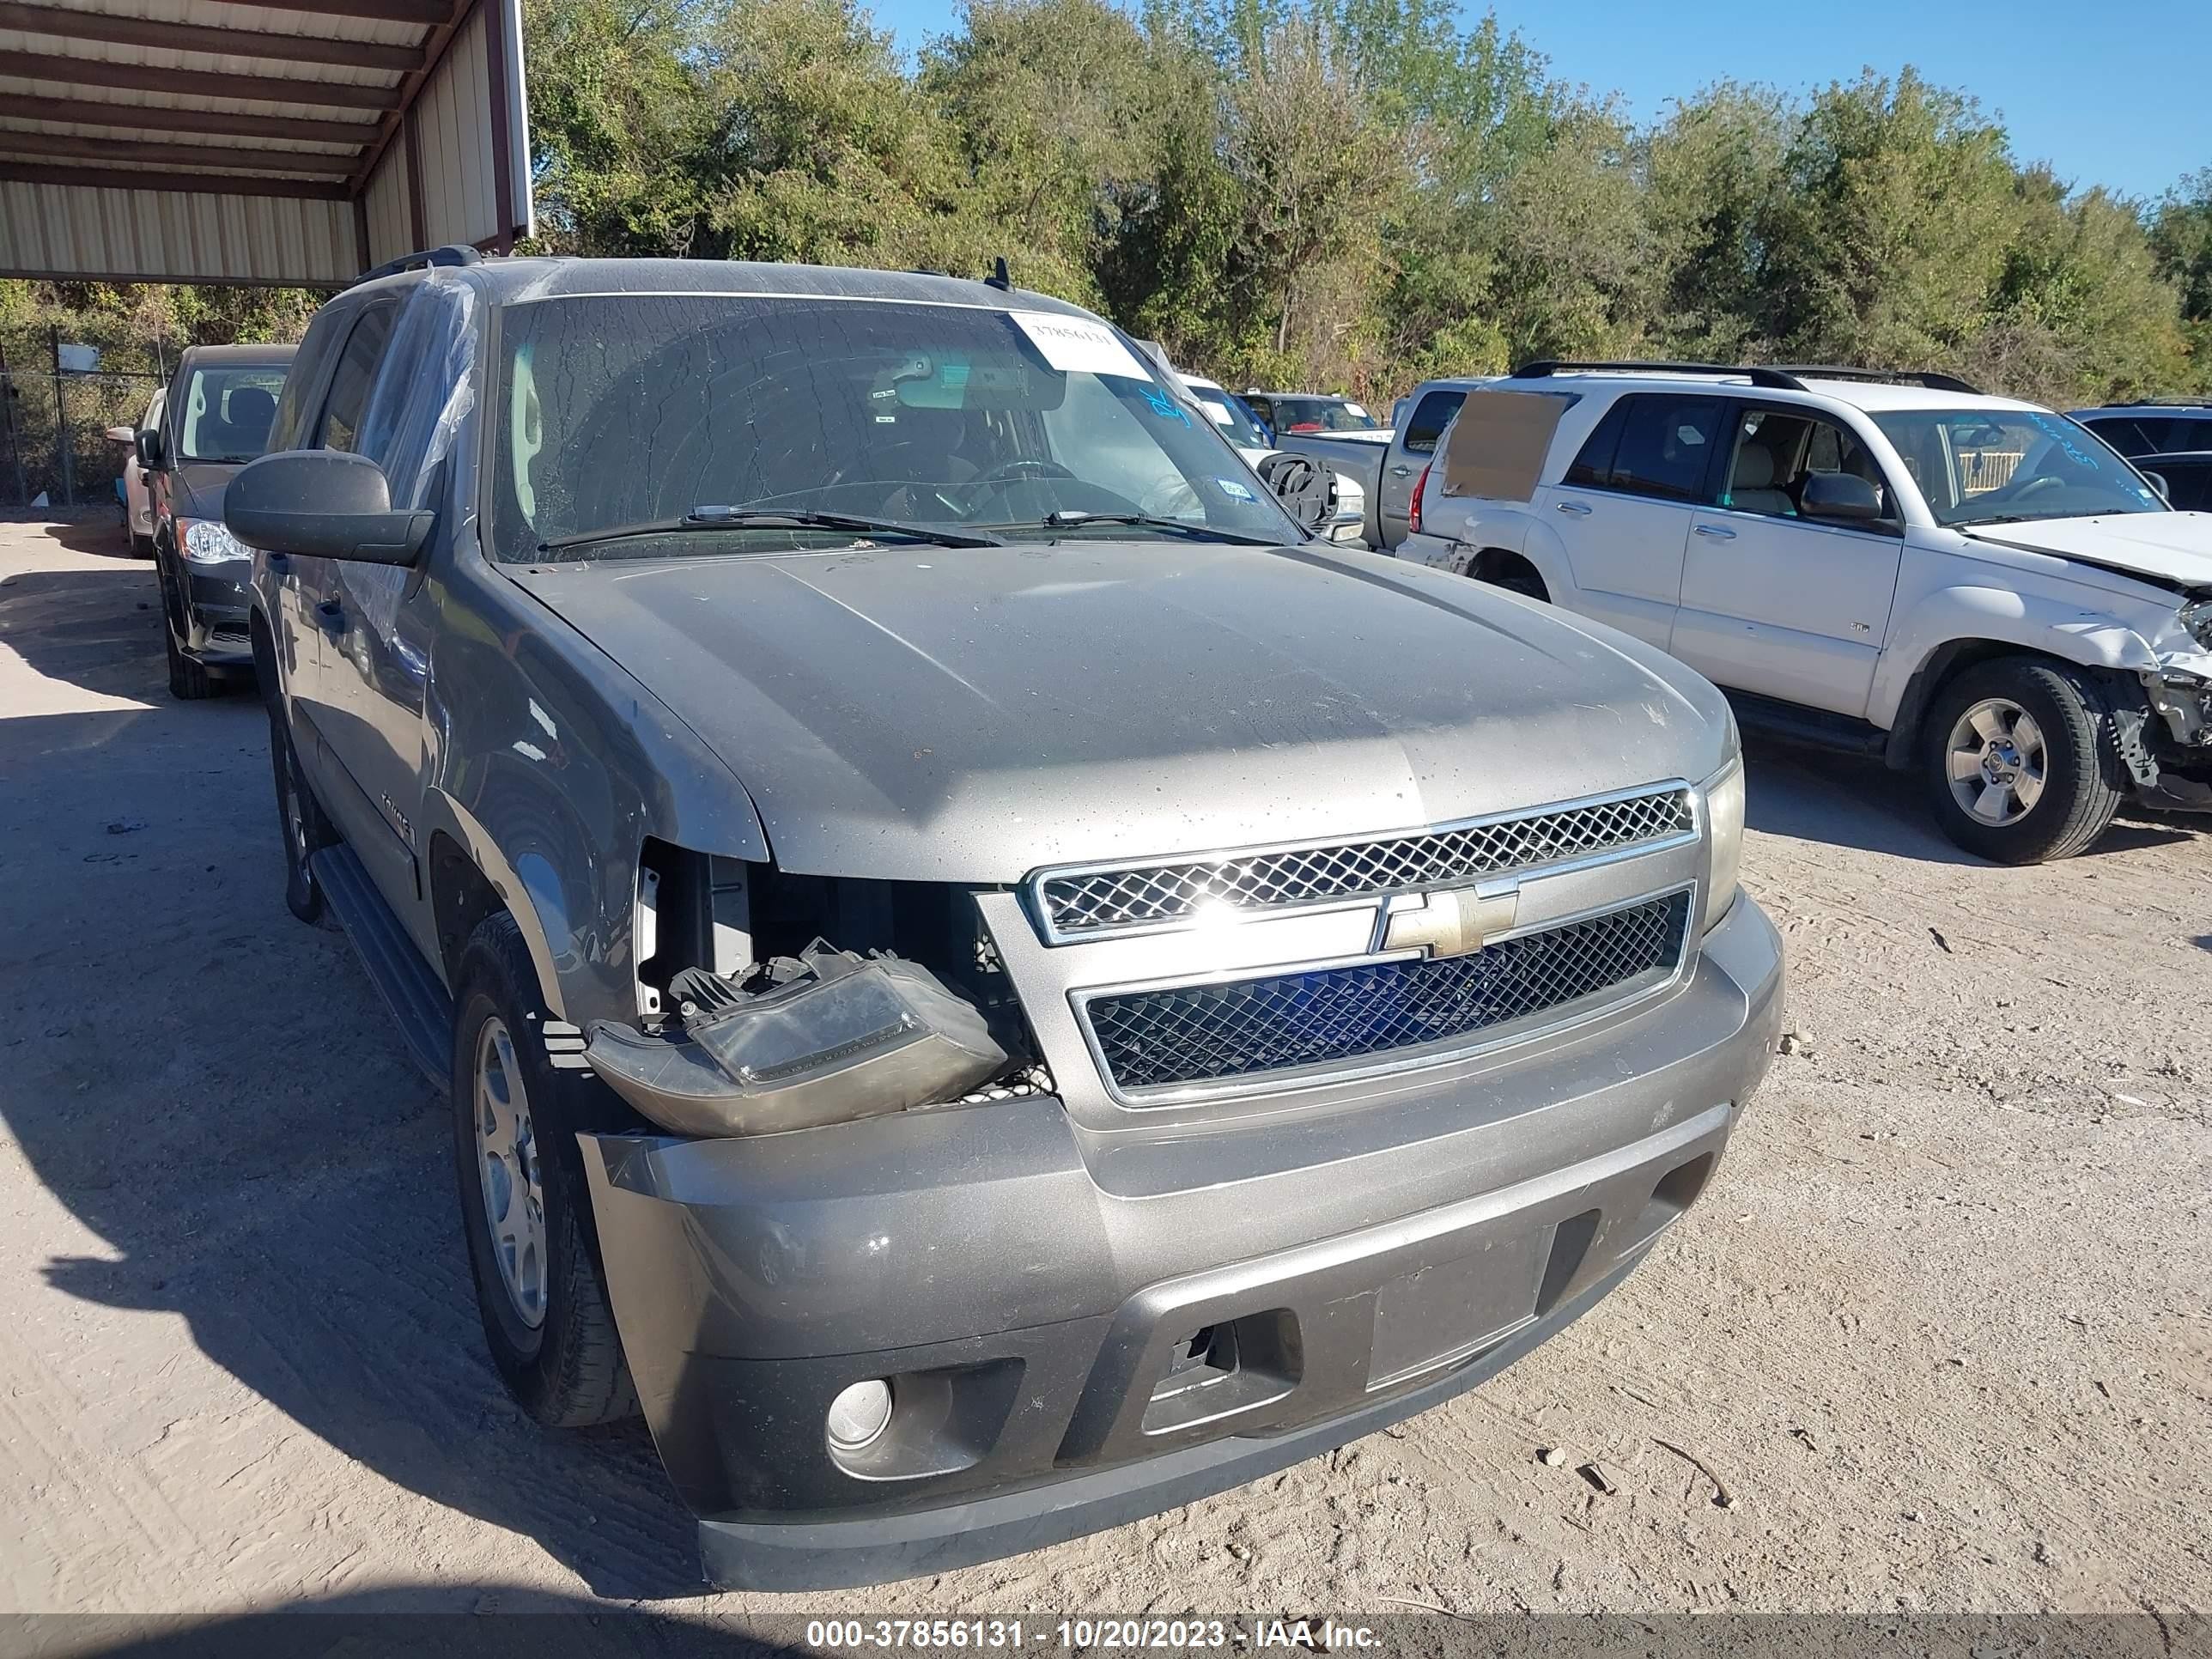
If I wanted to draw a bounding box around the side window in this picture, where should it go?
[1723,406,1895,525]
[2149,415,2212,454]
[1245,397,1273,431]
[2083,418,2150,457]
[1606,396,1724,502]
[1401,389,1468,456]
[266,306,352,453]
[2161,462,2212,512]
[1564,402,1628,487]
[315,301,400,454]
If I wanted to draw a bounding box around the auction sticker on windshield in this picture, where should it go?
[1011,311,1152,380]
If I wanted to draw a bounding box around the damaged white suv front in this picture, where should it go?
[1404,366,2212,861]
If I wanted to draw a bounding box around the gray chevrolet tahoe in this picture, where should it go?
[226,251,1782,1590]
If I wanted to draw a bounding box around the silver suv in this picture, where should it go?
[225,254,1781,1589]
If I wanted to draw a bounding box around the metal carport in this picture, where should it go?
[0,0,532,286]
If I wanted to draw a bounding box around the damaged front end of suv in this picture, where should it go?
[243,257,1782,1594]
[588,851,1048,1136]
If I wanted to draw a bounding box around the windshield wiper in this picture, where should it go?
[988,510,1287,546]
[538,508,1004,555]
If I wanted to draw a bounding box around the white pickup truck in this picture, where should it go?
[1267,378,1495,550]
[1399,361,2212,863]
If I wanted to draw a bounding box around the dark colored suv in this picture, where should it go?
[223,251,1780,1590]
[142,343,296,698]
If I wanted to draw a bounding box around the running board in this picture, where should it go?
[312,843,453,1091]
[1724,690,1888,757]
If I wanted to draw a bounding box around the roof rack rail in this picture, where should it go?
[351,244,483,288]
[1509,359,1808,392]
[1771,365,1982,395]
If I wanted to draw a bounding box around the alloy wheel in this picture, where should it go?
[472,1017,548,1328]
[1944,696,2048,827]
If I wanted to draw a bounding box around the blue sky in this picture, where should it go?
[869,0,2207,204]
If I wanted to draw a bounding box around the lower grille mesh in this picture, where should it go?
[1087,890,1691,1093]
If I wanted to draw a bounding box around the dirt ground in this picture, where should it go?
[2,514,2209,1621]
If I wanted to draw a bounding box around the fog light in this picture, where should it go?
[826,1379,894,1452]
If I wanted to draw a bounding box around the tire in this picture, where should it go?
[451,915,638,1428]
[1493,568,1547,602]
[266,699,337,925]
[131,532,154,560]
[1922,656,2124,864]
[157,563,218,701]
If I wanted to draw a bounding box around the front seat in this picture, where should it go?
[1725,444,1796,517]
[219,385,277,459]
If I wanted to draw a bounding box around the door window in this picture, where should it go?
[1563,402,1627,487]
[1586,396,1725,502]
[315,301,400,454]
[1721,407,1897,526]
[1401,389,1468,456]
[2157,459,2212,511]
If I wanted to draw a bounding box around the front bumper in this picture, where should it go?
[579,892,1784,1589]
[179,562,253,665]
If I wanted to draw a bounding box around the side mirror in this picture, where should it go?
[135,428,164,471]
[1255,451,1332,534]
[1801,471,1883,522]
[226,450,434,566]
[2141,470,2171,503]
[105,424,135,445]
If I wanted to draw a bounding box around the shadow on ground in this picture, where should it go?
[5,1591,809,1657]
[1742,737,2200,864]
[0,544,705,1600]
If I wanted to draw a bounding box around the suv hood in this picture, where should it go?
[512,544,1729,883]
[1965,513,2212,593]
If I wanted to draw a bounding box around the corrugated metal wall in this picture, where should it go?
[0,178,356,283]
[0,0,531,284]
[359,0,531,269]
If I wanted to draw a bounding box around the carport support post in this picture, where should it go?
[48,328,74,507]
[0,343,27,506]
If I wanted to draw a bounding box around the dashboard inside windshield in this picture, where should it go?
[1870,408,2165,526]
[490,295,1303,559]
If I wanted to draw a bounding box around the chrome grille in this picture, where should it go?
[1085,890,1692,1095]
[1037,787,1692,939]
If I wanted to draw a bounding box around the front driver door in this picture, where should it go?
[1671,403,1905,718]
[289,296,419,914]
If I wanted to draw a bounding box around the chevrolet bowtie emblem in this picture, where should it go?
[1379,881,1520,959]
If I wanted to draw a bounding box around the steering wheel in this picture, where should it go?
[1981,469,2063,507]
[975,458,1077,488]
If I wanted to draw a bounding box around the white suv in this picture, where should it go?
[1399,362,2212,862]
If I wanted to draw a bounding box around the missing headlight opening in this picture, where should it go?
[600,848,1042,1135]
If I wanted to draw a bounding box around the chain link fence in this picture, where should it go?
[0,329,171,514]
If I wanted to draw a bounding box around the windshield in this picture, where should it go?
[1271,398,1379,434]
[177,364,285,463]
[1186,385,1269,449]
[1870,408,2165,527]
[490,295,1305,561]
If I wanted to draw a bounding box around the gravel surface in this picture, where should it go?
[3,517,2208,1619]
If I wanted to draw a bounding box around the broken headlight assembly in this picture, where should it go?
[2180,599,2212,653]
[590,848,1036,1137]
[588,944,1009,1137]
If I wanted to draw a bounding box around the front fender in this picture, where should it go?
[1869,584,2161,732]
[422,559,769,1026]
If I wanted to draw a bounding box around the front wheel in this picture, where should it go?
[1923,658,2123,863]
[266,700,336,924]
[157,563,217,700]
[451,915,637,1428]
